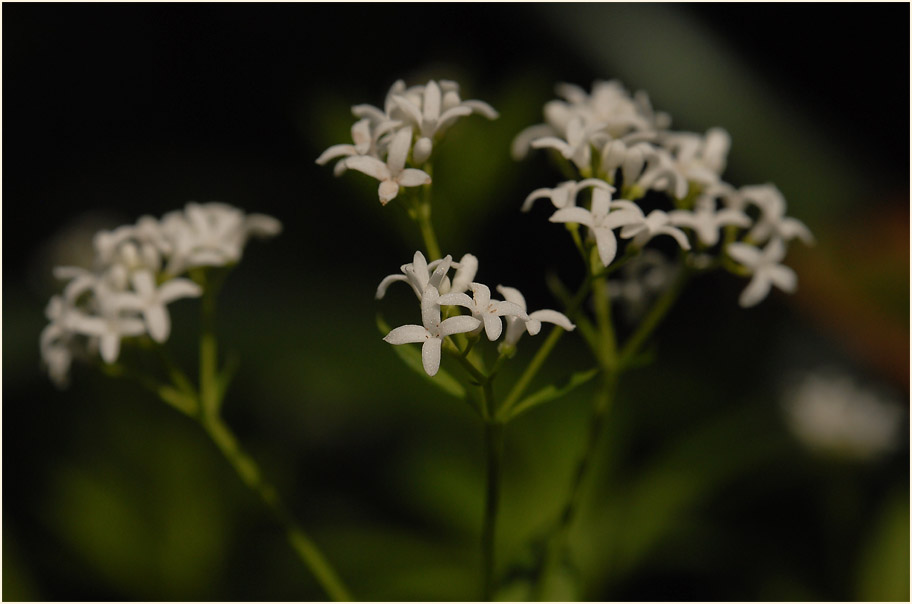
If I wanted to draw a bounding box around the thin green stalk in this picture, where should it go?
[415,165,442,260]
[481,418,504,600]
[534,372,617,600]
[196,281,352,601]
[590,250,617,369]
[202,416,353,602]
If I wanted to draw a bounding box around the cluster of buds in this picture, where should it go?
[378,252,574,376]
[516,80,813,307]
[40,202,281,387]
[316,79,499,204]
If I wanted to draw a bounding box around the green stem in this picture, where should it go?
[202,416,353,602]
[481,419,504,600]
[534,372,618,599]
[590,249,617,370]
[195,276,352,601]
[415,166,442,260]
[499,325,565,416]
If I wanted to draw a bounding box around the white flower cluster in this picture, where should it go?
[317,79,499,205]
[516,80,813,307]
[378,252,574,376]
[40,202,281,387]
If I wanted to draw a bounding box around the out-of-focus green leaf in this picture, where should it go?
[856,489,910,601]
[376,314,467,401]
[502,368,598,422]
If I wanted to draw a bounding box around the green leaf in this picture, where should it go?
[502,368,599,422]
[376,314,466,400]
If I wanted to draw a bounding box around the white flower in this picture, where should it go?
[344,126,431,204]
[40,296,79,388]
[383,286,480,376]
[391,80,480,164]
[315,118,377,175]
[726,237,797,307]
[521,179,612,212]
[783,370,903,460]
[162,202,281,276]
[375,251,453,300]
[439,80,499,120]
[740,184,814,245]
[549,187,644,267]
[668,194,751,246]
[439,282,528,341]
[67,285,146,364]
[530,116,593,172]
[632,147,689,199]
[662,127,731,187]
[600,140,658,187]
[118,270,202,342]
[445,253,478,295]
[495,285,575,346]
[619,208,692,251]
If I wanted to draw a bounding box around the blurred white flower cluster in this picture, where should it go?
[783,371,904,461]
[40,202,281,387]
[317,79,498,204]
[515,80,813,308]
[378,251,574,376]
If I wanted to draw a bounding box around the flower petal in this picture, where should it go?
[421,337,442,376]
[438,315,482,338]
[344,155,390,181]
[550,207,594,227]
[397,168,432,187]
[384,324,430,345]
[482,314,503,341]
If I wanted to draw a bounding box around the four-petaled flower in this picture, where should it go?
[521,179,612,212]
[119,270,202,342]
[345,127,432,204]
[727,238,797,308]
[549,187,644,267]
[383,286,480,376]
[439,282,528,341]
[496,285,575,346]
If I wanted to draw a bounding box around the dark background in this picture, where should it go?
[4,3,909,601]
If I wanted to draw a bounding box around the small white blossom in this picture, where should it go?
[344,126,431,205]
[661,127,731,187]
[67,287,146,364]
[383,286,480,376]
[668,194,751,247]
[315,118,378,176]
[495,285,575,346]
[118,270,202,342]
[391,79,495,165]
[439,282,528,342]
[531,116,594,173]
[163,202,281,276]
[740,184,814,245]
[375,251,453,300]
[521,179,612,212]
[549,187,644,267]
[445,253,478,295]
[619,208,691,251]
[726,237,797,307]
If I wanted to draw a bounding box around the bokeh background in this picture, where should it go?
[3,3,909,601]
